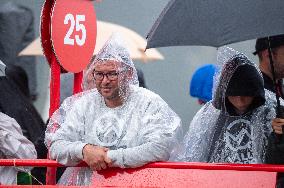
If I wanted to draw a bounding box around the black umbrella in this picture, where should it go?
[146,0,284,115]
[146,0,284,49]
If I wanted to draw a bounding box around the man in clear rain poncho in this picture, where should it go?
[172,47,276,164]
[45,33,181,185]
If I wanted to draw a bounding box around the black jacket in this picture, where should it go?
[262,72,284,98]
[0,77,45,143]
[264,72,284,188]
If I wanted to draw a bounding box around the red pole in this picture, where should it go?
[49,55,61,116]
[46,55,61,185]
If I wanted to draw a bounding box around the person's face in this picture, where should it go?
[94,60,123,101]
[273,46,284,79]
[227,96,254,115]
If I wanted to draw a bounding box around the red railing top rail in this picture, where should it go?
[1,159,284,172]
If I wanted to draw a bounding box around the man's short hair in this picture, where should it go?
[253,34,284,55]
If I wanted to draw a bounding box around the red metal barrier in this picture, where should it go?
[1,159,284,172]
[0,160,279,187]
[0,168,277,188]
[92,166,276,187]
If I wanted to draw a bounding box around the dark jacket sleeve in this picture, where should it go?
[265,132,284,164]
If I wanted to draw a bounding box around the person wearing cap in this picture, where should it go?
[255,35,284,187]
[254,34,284,96]
[45,33,182,185]
[171,47,274,164]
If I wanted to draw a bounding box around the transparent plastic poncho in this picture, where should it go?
[171,47,277,164]
[0,60,5,77]
[45,33,182,185]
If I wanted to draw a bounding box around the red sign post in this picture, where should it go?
[51,0,97,73]
[41,0,97,184]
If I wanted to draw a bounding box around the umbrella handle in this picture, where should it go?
[267,37,282,113]
[276,106,284,140]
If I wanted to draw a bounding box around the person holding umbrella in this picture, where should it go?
[172,47,275,164]
[255,34,284,187]
[254,34,284,97]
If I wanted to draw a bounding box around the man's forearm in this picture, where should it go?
[107,142,170,168]
[49,140,87,166]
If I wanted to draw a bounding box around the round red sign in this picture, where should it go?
[51,0,97,73]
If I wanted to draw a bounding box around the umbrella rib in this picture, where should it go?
[146,0,175,41]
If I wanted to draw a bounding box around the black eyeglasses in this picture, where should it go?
[93,71,120,81]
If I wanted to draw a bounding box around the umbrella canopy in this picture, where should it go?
[146,0,284,49]
[19,21,164,63]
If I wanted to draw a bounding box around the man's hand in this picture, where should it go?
[272,118,284,134]
[82,144,111,171]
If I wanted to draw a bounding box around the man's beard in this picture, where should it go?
[101,83,130,102]
[105,87,120,100]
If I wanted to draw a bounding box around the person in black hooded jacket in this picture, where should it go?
[0,60,45,143]
[0,60,47,184]
[172,47,274,164]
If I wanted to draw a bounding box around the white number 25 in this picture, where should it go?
[64,14,86,46]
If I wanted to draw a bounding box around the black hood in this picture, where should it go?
[213,54,265,115]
